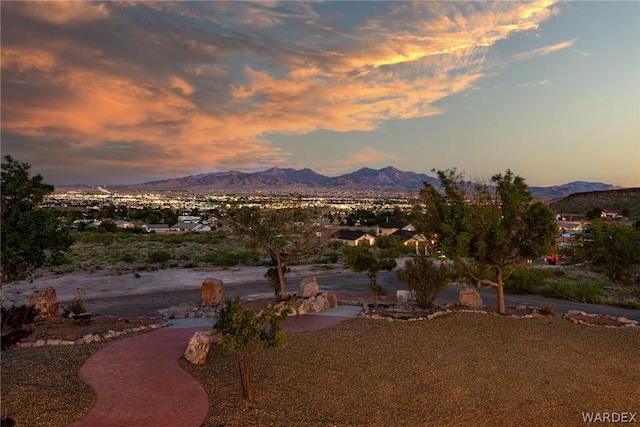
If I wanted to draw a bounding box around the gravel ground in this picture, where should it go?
[182,313,640,427]
[2,312,639,426]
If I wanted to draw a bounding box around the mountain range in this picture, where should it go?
[60,166,621,200]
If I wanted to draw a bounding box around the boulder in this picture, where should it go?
[184,331,212,365]
[396,290,412,303]
[458,287,483,308]
[326,293,338,309]
[27,287,59,320]
[299,277,319,298]
[295,292,338,314]
[201,278,225,307]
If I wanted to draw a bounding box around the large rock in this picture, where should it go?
[299,277,319,298]
[458,287,483,308]
[326,293,338,309]
[184,331,212,365]
[27,287,59,319]
[295,292,338,315]
[201,278,225,307]
[396,290,412,303]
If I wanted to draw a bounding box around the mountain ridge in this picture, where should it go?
[55,166,622,200]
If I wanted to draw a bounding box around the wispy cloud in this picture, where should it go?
[516,79,551,88]
[512,39,576,62]
[1,0,560,183]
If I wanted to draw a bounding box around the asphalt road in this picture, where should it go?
[84,270,640,321]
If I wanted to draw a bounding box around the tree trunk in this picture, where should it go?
[496,268,506,315]
[275,254,287,299]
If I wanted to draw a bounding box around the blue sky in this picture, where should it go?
[1,1,638,187]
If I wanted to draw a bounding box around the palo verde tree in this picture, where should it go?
[1,156,73,282]
[342,235,402,306]
[215,296,291,402]
[414,169,556,314]
[228,206,327,298]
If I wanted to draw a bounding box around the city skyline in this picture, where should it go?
[1,1,638,187]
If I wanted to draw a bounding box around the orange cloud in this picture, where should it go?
[1,0,562,178]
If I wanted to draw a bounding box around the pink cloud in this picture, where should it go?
[1,0,561,177]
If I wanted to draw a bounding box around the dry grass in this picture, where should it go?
[183,313,640,427]
[2,312,639,426]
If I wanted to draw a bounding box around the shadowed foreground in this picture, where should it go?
[183,313,640,427]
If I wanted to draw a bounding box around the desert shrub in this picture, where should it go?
[396,255,450,309]
[314,250,340,264]
[504,267,550,295]
[108,251,137,263]
[540,280,603,303]
[215,296,292,402]
[199,251,259,266]
[147,249,172,264]
[1,304,37,350]
[62,288,88,317]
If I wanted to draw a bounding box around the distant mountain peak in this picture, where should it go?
[65,166,618,198]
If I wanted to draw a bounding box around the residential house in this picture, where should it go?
[334,230,377,247]
[556,221,585,236]
[114,220,136,229]
[170,221,212,232]
[601,210,623,219]
[376,219,415,236]
[389,229,430,254]
[142,224,170,233]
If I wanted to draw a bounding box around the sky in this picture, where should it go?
[1,1,638,187]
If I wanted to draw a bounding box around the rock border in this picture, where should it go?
[15,319,169,349]
[360,304,639,328]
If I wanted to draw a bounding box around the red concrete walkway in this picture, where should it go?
[67,313,354,427]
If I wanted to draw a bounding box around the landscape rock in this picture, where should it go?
[299,277,320,298]
[458,287,483,308]
[396,290,412,303]
[27,287,59,320]
[201,278,225,307]
[295,292,338,314]
[184,331,213,365]
[326,293,338,309]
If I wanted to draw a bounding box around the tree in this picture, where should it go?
[397,256,450,309]
[214,296,291,402]
[576,221,640,282]
[414,169,556,314]
[1,156,73,282]
[228,207,327,298]
[342,235,401,306]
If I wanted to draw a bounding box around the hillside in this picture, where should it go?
[55,167,616,198]
[550,188,640,217]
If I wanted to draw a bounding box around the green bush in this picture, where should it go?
[108,251,137,263]
[396,256,450,309]
[540,280,603,303]
[62,288,88,317]
[147,250,172,264]
[504,267,550,295]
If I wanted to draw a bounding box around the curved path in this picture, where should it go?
[67,308,359,427]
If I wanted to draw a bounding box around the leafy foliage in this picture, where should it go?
[1,156,73,282]
[575,221,640,282]
[62,288,88,317]
[396,256,450,309]
[228,207,327,298]
[0,304,37,350]
[414,169,556,313]
[342,236,402,306]
[215,296,292,401]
